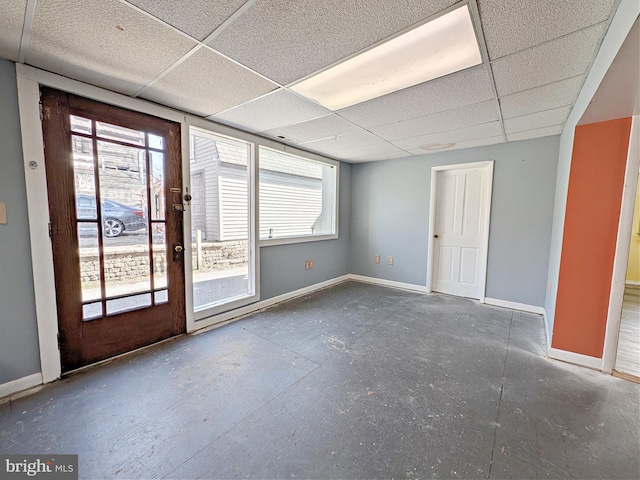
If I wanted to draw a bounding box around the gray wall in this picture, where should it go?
[0,59,41,384]
[350,137,560,307]
[260,163,351,300]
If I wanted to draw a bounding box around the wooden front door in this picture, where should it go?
[41,88,186,371]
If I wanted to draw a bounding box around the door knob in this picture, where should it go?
[172,243,184,262]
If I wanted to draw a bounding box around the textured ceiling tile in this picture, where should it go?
[339,66,494,128]
[26,0,196,95]
[371,100,499,141]
[506,125,563,142]
[479,0,617,60]
[0,0,27,61]
[125,0,246,40]
[408,135,505,155]
[141,47,277,117]
[302,130,386,155]
[209,0,457,85]
[492,23,607,96]
[500,76,584,119]
[264,114,364,144]
[391,121,503,150]
[210,89,329,133]
[331,141,408,160]
[503,106,571,134]
[347,151,412,163]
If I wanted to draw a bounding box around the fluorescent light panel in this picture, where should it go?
[291,5,482,111]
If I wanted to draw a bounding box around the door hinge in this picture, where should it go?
[57,332,62,350]
[48,222,53,238]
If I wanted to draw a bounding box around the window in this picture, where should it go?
[259,147,337,242]
[189,127,256,315]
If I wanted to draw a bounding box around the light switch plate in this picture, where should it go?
[0,202,6,224]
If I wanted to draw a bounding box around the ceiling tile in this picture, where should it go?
[26,0,197,95]
[208,0,457,85]
[479,0,617,60]
[347,151,412,163]
[331,142,408,160]
[210,89,329,133]
[339,66,494,128]
[408,135,505,155]
[264,114,364,144]
[125,0,246,40]
[499,76,584,119]
[0,0,27,61]
[507,125,563,142]
[391,121,503,150]
[371,100,499,141]
[503,106,571,134]
[141,47,277,117]
[492,23,607,97]
[301,130,386,155]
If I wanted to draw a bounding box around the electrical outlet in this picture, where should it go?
[305,260,313,270]
[387,256,394,265]
[374,255,380,264]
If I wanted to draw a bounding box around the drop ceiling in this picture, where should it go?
[0,0,624,163]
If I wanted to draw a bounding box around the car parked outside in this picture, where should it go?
[76,194,147,237]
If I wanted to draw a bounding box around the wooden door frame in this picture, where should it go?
[426,160,494,302]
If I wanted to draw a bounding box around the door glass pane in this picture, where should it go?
[73,134,96,220]
[189,129,252,311]
[148,133,164,150]
[71,115,92,135]
[107,293,152,315]
[96,121,145,146]
[154,290,168,304]
[78,225,101,303]
[150,151,165,221]
[83,302,102,321]
[152,224,167,290]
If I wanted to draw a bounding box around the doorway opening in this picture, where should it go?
[614,171,640,381]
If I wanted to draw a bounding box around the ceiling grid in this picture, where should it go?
[0,0,625,162]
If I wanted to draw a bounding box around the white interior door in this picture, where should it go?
[431,163,492,299]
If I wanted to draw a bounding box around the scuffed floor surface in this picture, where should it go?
[1,281,639,479]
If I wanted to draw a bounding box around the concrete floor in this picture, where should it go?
[1,281,638,479]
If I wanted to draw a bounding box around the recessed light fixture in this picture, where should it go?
[291,4,482,111]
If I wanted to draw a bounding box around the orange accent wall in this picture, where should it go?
[552,118,632,358]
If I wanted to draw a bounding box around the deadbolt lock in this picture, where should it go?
[172,204,184,212]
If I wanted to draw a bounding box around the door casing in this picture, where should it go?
[426,161,494,301]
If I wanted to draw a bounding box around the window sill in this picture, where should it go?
[259,233,338,247]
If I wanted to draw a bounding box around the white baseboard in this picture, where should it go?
[548,347,602,371]
[483,297,545,315]
[190,275,351,334]
[348,274,429,293]
[0,372,43,401]
[625,280,640,286]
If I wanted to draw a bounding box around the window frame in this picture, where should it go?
[257,145,339,247]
